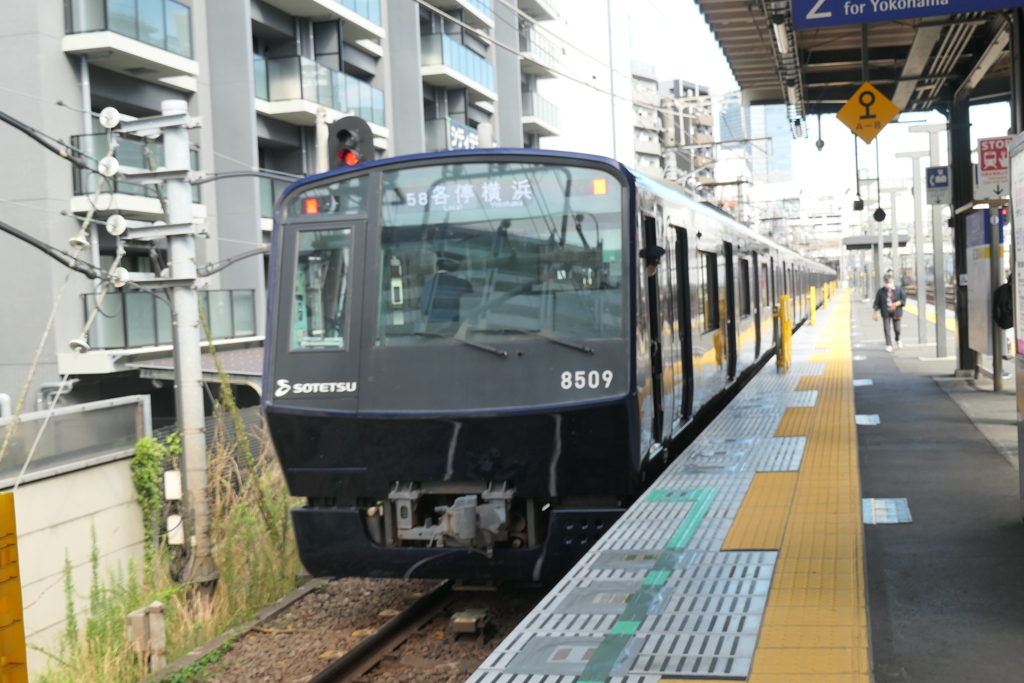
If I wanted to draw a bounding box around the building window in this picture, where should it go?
[699,250,719,332]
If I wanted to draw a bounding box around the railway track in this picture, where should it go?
[307,580,456,683]
[305,580,545,683]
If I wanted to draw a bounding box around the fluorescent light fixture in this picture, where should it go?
[773,22,791,54]
[794,119,804,137]
[974,203,990,210]
[787,85,798,103]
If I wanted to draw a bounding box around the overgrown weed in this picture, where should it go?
[37,413,302,683]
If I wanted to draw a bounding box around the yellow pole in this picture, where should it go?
[0,492,27,683]
[810,286,816,325]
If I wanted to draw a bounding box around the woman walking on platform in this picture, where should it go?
[873,274,906,352]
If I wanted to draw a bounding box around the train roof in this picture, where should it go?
[280,147,833,274]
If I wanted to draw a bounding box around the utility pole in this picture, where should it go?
[910,123,949,357]
[119,100,217,587]
[606,0,617,162]
[896,150,930,345]
[883,188,902,278]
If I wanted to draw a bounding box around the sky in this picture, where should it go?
[627,0,1014,203]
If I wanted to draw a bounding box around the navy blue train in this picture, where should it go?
[263,148,834,582]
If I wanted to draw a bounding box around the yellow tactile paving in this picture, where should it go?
[749,290,871,683]
[722,472,798,550]
[796,376,821,391]
[774,407,814,437]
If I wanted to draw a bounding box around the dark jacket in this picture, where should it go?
[873,285,907,319]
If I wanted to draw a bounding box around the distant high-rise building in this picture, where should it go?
[719,101,793,184]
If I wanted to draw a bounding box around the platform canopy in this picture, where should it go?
[695,2,1013,121]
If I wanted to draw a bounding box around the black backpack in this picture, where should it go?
[993,282,1013,330]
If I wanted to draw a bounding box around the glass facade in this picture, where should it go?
[339,0,381,25]
[719,102,793,184]
[522,92,560,130]
[65,0,193,58]
[421,34,494,91]
[254,54,385,125]
[83,289,255,350]
[72,133,200,202]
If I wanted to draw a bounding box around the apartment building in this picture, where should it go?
[0,0,562,421]
[629,61,715,195]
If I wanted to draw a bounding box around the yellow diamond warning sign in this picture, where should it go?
[837,82,901,144]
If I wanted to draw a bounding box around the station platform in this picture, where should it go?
[467,290,1024,682]
[469,291,869,682]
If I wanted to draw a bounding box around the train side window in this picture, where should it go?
[760,262,769,307]
[738,258,751,316]
[291,228,352,350]
[699,250,719,332]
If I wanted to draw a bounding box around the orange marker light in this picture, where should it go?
[303,198,319,214]
[593,178,608,195]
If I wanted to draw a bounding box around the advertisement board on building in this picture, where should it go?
[446,118,481,151]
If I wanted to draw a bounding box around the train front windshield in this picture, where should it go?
[377,162,625,346]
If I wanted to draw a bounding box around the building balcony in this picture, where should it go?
[258,0,384,41]
[519,24,558,78]
[254,54,386,136]
[695,113,714,128]
[63,0,199,92]
[423,0,494,29]
[691,132,715,145]
[421,34,496,104]
[521,92,560,137]
[80,288,255,352]
[635,136,662,156]
[70,133,205,221]
[518,0,557,21]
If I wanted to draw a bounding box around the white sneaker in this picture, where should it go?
[897,340,903,349]
[885,345,893,352]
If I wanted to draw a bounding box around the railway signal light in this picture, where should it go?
[328,116,374,169]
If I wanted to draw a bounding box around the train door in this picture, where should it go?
[642,214,664,446]
[752,253,761,356]
[674,227,694,419]
[724,241,738,380]
[658,218,680,437]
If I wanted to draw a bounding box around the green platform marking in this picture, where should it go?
[574,487,719,682]
[642,570,670,586]
[645,488,700,502]
[609,620,640,635]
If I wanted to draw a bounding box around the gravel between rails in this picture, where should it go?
[201,579,545,683]
[204,578,436,683]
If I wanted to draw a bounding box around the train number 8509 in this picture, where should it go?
[561,370,613,390]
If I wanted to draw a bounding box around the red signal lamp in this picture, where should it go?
[339,150,360,166]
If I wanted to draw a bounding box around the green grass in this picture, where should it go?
[36,414,303,683]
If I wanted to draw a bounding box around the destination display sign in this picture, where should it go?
[793,0,1024,31]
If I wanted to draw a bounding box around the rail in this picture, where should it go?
[307,580,454,683]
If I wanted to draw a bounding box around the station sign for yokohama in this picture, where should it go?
[794,0,1024,30]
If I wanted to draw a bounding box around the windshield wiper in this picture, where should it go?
[470,327,595,355]
[396,331,508,358]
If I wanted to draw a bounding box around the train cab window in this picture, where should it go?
[287,175,369,217]
[291,228,352,350]
[699,250,719,332]
[738,258,751,316]
[376,162,625,345]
